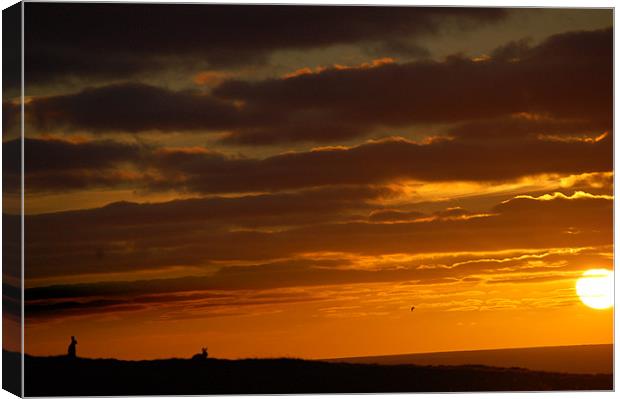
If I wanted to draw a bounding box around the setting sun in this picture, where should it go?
[576,269,614,309]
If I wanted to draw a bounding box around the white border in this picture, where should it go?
[0,1,617,399]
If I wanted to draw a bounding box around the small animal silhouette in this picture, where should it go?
[191,347,208,360]
[67,336,77,358]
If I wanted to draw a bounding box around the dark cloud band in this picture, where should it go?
[20,28,611,147]
[24,4,506,85]
[11,132,611,194]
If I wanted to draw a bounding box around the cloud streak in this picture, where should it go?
[12,133,612,194]
[22,192,612,281]
[24,244,610,321]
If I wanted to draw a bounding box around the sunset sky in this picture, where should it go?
[3,4,613,360]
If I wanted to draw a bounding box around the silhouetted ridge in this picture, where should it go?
[17,351,612,396]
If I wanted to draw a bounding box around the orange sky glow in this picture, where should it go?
[2,4,613,361]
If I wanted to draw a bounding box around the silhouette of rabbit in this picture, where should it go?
[67,336,77,358]
[191,347,208,361]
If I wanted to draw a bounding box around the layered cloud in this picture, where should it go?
[12,133,611,194]
[18,28,611,146]
[23,191,612,282]
[24,4,506,85]
[21,188,612,325]
[24,243,611,321]
[215,28,611,144]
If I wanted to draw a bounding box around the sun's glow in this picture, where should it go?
[576,269,614,309]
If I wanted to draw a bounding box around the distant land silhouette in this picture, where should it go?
[326,344,613,375]
[7,344,613,396]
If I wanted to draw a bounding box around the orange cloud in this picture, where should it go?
[193,70,234,87]
[509,191,613,202]
[538,131,609,143]
[283,57,396,79]
[559,172,613,190]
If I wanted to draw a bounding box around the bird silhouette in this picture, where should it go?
[410,306,415,311]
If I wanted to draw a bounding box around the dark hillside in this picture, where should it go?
[13,351,612,396]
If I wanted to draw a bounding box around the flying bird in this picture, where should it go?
[410,306,415,311]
